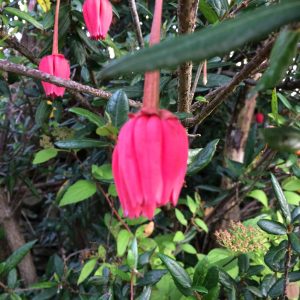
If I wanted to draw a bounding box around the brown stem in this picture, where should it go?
[185,38,275,127]
[177,0,199,113]
[52,0,60,54]
[142,0,163,111]
[128,0,144,48]
[130,271,135,300]
[96,183,132,234]
[0,60,140,108]
[0,191,37,285]
[284,236,292,298]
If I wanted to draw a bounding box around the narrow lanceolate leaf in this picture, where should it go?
[257,30,300,91]
[4,7,44,30]
[199,0,219,24]
[55,139,109,149]
[263,127,300,153]
[99,1,300,77]
[271,173,291,223]
[69,107,105,127]
[188,139,219,175]
[158,253,192,296]
[59,180,97,206]
[106,90,129,128]
[0,240,37,276]
[257,219,286,235]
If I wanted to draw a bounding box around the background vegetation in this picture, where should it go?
[0,0,300,299]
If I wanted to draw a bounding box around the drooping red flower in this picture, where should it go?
[112,0,188,219]
[112,110,188,219]
[39,54,70,99]
[255,112,264,124]
[83,0,112,40]
[38,0,70,99]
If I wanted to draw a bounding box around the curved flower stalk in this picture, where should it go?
[112,0,189,219]
[83,0,113,40]
[38,0,70,98]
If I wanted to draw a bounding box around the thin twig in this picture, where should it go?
[0,60,141,108]
[189,62,204,101]
[284,234,292,298]
[96,183,132,234]
[128,0,144,48]
[130,271,135,300]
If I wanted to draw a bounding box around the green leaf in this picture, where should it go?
[257,219,286,235]
[271,89,279,124]
[29,281,58,289]
[106,90,129,128]
[35,100,52,127]
[1,240,36,276]
[264,240,287,272]
[117,229,131,257]
[188,140,219,175]
[173,231,185,243]
[247,190,268,208]
[175,209,188,226]
[4,7,44,30]
[282,177,300,192]
[100,1,300,77]
[92,164,113,182]
[284,191,300,205]
[256,30,300,91]
[290,232,300,254]
[137,287,152,300]
[277,92,292,110]
[193,286,208,294]
[199,0,219,24]
[136,270,168,286]
[77,258,97,285]
[158,253,193,296]
[238,254,249,276]
[33,148,58,164]
[263,127,300,153]
[69,107,105,127]
[181,244,197,254]
[203,285,220,300]
[130,237,138,269]
[55,139,109,149]
[194,218,209,233]
[192,257,209,288]
[271,173,291,223]
[59,180,96,206]
[186,196,197,214]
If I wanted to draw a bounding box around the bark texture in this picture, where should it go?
[0,191,37,285]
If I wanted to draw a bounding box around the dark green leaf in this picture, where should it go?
[35,100,52,127]
[69,107,105,127]
[138,248,156,266]
[246,265,264,277]
[137,287,152,300]
[290,233,300,254]
[203,285,220,300]
[55,139,109,149]
[238,254,249,276]
[100,1,300,77]
[257,30,300,91]
[292,207,300,224]
[4,7,44,29]
[263,127,300,154]
[218,269,236,290]
[188,139,219,175]
[268,278,284,298]
[257,219,286,235]
[192,286,208,294]
[264,240,287,272]
[1,240,36,276]
[271,173,291,223]
[158,253,193,296]
[136,270,168,286]
[106,90,129,128]
[261,274,276,297]
[192,257,209,288]
[204,266,219,289]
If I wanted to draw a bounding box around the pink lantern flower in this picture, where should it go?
[39,0,70,98]
[83,0,113,40]
[39,54,70,99]
[112,0,188,219]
